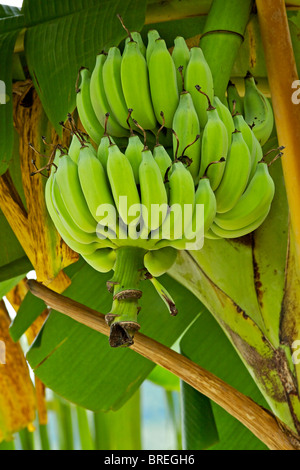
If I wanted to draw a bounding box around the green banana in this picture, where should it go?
[139,147,168,231]
[144,246,178,277]
[249,133,263,181]
[184,47,214,128]
[211,207,271,239]
[227,80,243,115]
[45,167,102,256]
[82,248,116,273]
[172,36,190,92]
[183,176,216,248]
[121,38,157,131]
[125,31,146,57]
[68,133,82,164]
[153,143,172,181]
[106,143,141,226]
[214,161,275,231]
[213,96,235,146]
[54,154,98,233]
[215,130,251,213]
[233,112,256,169]
[77,145,116,228]
[243,72,274,146]
[52,176,97,244]
[97,134,115,169]
[159,160,195,241]
[146,29,160,64]
[68,133,96,165]
[125,132,144,184]
[76,67,103,145]
[172,90,201,181]
[148,38,179,128]
[194,176,216,234]
[204,228,222,240]
[102,47,131,129]
[90,54,128,137]
[198,88,228,190]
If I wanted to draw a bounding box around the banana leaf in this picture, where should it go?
[24,259,202,411]
[180,311,269,450]
[22,0,148,134]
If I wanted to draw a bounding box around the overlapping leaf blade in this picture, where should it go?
[180,311,269,450]
[23,0,147,134]
[24,259,202,412]
[0,6,24,176]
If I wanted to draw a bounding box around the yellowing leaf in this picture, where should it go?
[0,300,36,442]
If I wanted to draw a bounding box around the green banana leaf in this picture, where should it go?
[9,289,46,342]
[0,5,24,176]
[0,10,31,282]
[139,17,207,49]
[180,381,219,450]
[93,390,142,450]
[0,208,32,280]
[22,258,202,411]
[147,364,180,392]
[0,274,25,300]
[76,406,94,450]
[22,0,147,134]
[180,311,269,450]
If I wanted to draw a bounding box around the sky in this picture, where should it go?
[0,0,23,7]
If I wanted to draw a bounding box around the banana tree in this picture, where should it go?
[1,0,300,450]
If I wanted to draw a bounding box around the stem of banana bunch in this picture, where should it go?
[199,0,253,100]
[105,246,146,348]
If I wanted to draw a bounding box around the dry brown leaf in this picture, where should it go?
[0,300,36,442]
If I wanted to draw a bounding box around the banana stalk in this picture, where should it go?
[105,246,146,348]
[168,0,300,436]
[199,0,253,100]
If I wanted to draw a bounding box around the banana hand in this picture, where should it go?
[185,47,214,128]
[107,143,141,227]
[198,90,228,190]
[215,130,251,213]
[103,47,132,129]
[172,36,190,92]
[121,39,157,131]
[172,91,201,181]
[214,161,275,231]
[148,38,179,128]
[82,248,116,273]
[54,154,98,233]
[211,206,270,239]
[159,160,195,241]
[76,67,103,145]
[139,147,168,231]
[144,246,178,277]
[90,54,128,137]
[227,80,243,115]
[243,73,274,146]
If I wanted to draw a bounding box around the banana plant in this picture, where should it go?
[1,0,300,451]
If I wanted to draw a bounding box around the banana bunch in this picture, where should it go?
[75,19,214,148]
[42,21,279,347]
[44,124,206,347]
